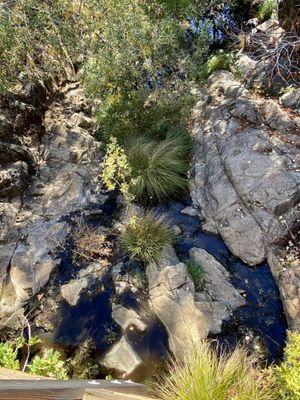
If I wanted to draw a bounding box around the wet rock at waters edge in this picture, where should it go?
[100,335,143,379]
[146,246,244,359]
[60,261,106,306]
[112,303,147,333]
[189,248,246,309]
[191,70,300,329]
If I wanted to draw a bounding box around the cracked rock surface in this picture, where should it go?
[191,71,300,330]
[0,82,104,321]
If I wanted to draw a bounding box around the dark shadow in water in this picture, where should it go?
[155,199,287,362]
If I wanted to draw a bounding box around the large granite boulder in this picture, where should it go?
[191,70,300,330]
[146,246,245,359]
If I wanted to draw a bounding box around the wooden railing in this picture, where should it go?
[0,368,158,400]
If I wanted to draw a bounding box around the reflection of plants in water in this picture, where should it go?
[103,325,118,345]
[69,338,99,379]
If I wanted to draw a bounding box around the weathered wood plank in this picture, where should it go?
[84,389,158,400]
[0,367,53,380]
[0,379,148,400]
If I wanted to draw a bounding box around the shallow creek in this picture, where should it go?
[33,195,287,380]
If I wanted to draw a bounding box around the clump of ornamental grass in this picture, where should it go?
[120,213,173,264]
[276,331,300,399]
[156,341,277,400]
[186,260,205,291]
[125,135,191,203]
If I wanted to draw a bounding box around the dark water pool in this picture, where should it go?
[36,194,287,380]
[156,199,287,362]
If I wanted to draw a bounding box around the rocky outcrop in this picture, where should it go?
[0,82,104,322]
[146,246,245,359]
[191,70,300,329]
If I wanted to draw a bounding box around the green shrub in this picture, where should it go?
[0,339,23,370]
[28,348,68,380]
[96,87,194,145]
[102,136,135,204]
[126,135,191,203]
[276,331,300,399]
[0,0,82,93]
[258,0,278,21]
[156,341,277,400]
[120,213,173,264]
[200,52,235,82]
[186,260,205,291]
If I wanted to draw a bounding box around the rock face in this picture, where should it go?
[0,82,104,321]
[191,70,300,330]
[146,246,245,359]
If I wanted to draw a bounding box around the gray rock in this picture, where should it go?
[0,162,29,198]
[191,70,300,329]
[112,303,147,332]
[181,206,198,217]
[189,248,245,309]
[195,301,231,335]
[61,279,88,306]
[280,89,300,113]
[0,83,104,320]
[100,336,143,379]
[146,246,207,360]
[61,262,106,306]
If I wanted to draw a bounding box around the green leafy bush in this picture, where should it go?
[28,348,68,380]
[126,135,191,203]
[96,86,194,144]
[186,260,205,291]
[102,136,135,204]
[120,212,173,264]
[276,331,300,399]
[0,339,24,370]
[258,0,278,21]
[0,0,83,93]
[156,341,277,400]
[200,51,235,82]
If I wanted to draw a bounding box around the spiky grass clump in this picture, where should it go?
[120,213,173,264]
[126,135,191,203]
[186,260,205,292]
[156,341,277,400]
[276,331,300,399]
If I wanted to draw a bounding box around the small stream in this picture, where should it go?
[156,198,287,362]
[33,193,287,381]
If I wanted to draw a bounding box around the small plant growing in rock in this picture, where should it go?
[186,260,205,292]
[73,224,112,266]
[120,213,173,264]
[103,325,118,345]
[200,52,235,82]
[28,348,68,380]
[276,331,300,399]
